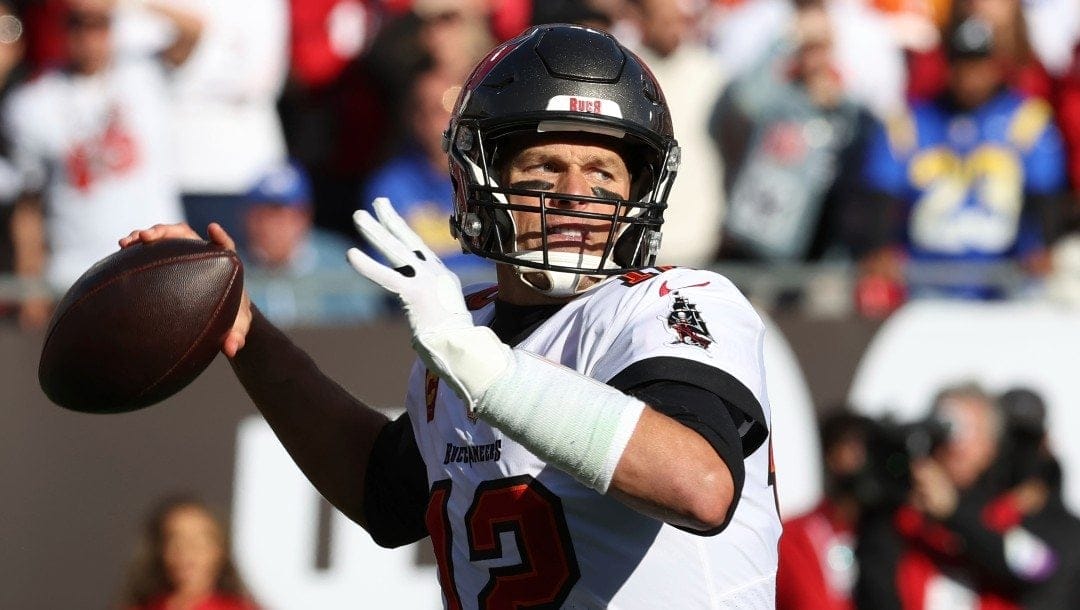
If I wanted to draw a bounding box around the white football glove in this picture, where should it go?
[347,198,512,407]
[350,198,645,493]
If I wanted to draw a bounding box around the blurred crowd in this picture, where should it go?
[778,385,1080,610]
[0,0,1078,329]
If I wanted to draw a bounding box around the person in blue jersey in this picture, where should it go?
[861,15,1067,300]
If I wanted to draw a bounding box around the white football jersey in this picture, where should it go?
[404,267,781,609]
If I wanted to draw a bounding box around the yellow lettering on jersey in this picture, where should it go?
[1008,99,1051,152]
[909,148,960,189]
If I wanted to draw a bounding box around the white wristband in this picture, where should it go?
[474,350,645,493]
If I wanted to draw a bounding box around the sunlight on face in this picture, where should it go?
[503,139,632,258]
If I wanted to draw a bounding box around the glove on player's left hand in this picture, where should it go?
[351,199,644,494]
[348,197,512,406]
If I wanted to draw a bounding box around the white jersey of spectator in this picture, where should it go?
[2,55,184,290]
[118,0,289,194]
[630,42,728,268]
[714,0,907,121]
[405,267,781,609]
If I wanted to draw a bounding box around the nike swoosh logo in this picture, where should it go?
[659,280,710,296]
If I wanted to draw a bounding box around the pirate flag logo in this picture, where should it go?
[665,294,715,349]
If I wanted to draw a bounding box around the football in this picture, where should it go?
[38,239,244,414]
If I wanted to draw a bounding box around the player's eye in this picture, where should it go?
[590,169,614,182]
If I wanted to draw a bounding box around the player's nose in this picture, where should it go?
[551,169,593,209]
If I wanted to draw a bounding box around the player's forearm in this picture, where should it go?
[230,307,390,527]
[609,407,735,532]
[471,349,735,532]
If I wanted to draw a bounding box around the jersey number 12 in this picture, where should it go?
[426,475,581,609]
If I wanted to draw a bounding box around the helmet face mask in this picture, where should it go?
[446,24,680,297]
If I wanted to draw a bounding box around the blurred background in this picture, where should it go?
[1,0,1080,608]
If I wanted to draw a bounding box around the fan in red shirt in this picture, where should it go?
[777,412,871,610]
[120,495,258,610]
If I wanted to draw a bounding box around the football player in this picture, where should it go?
[121,24,781,608]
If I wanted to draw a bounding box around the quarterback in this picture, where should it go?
[122,24,781,609]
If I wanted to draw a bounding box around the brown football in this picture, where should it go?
[38,239,244,414]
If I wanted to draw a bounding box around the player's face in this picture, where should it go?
[503,139,632,259]
[161,505,225,594]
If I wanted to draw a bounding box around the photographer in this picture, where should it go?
[991,388,1080,610]
[855,383,1059,609]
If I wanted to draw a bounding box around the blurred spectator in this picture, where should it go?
[907,0,1080,102]
[280,1,492,241]
[412,0,492,81]
[777,410,870,610]
[854,382,1059,609]
[3,0,200,330]
[0,0,27,319]
[278,0,388,238]
[1056,45,1080,215]
[860,16,1068,302]
[623,0,727,267]
[288,0,375,91]
[121,495,257,610]
[714,1,875,263]
[360,60,493,284]
[714,0,908,122]
[529,0,614,31]
[151,0,290,252]
[993,387,1080,609]
[240,160,384,326]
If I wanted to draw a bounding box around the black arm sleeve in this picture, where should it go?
[363,412,431,548]
[230,308,393,528]
[608,356,769,457]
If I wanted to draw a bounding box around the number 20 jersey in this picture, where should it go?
[403,267,782,609]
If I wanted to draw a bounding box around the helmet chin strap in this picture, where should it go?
[509,251,616,298]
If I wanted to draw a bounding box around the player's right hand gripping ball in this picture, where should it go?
[38,239,244,414]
